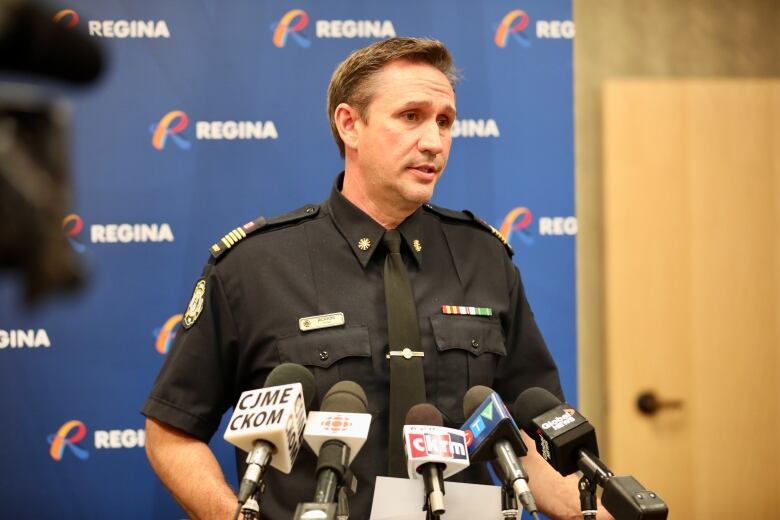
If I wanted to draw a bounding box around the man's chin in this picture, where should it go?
[401,185,437,208]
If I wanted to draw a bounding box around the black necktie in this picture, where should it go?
[382,229,426,477]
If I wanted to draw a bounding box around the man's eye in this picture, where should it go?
[437,118,451,128]
[403,112,418,121]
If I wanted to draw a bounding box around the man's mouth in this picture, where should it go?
[408,164,437,174]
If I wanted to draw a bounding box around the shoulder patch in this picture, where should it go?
[209,204,320,260]
[423,203,514,257]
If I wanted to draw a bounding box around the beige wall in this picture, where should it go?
[574,0,780,440]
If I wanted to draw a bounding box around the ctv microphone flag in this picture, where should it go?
[224,382,307,473]
[461,390,526,462]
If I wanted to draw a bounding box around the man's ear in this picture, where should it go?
[334,103,361,151]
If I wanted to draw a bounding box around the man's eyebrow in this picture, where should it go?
[398,100,457,117]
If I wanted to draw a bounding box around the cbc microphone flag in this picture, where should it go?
[303,411,371,464]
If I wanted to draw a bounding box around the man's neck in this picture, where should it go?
[341,170,417,230]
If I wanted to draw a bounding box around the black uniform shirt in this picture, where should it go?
[142,174,563,519]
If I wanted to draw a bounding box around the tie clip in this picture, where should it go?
[386,348,424,360]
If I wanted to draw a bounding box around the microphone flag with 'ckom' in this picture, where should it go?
[223,382,307,473]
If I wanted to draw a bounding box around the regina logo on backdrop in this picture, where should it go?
[271,8,396,47]
[48,420,146,461]
[62,213,175,247]
[52,9,79,28]
[52,8,170,38]
[494,9,574,48]
[63,213,86,253]
[500,207,535,246]
[499,207,578,246]
[272,9,311,48]
[48,420,89,461]
[151,111,191,151]
[154,314,183,354]
[150,110,278,149]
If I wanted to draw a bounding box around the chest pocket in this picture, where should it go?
[429,314,507,423]
[276,325,372,407]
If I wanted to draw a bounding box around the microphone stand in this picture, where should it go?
[576,449,612,520]
[578,475,597,520]
[500,483,519,519]
[335,469,357,520]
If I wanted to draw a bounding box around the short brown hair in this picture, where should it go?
[327,37,459,157]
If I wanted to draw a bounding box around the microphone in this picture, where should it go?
[460,386,538,517]
[513,387,668,520]
[0,1,104,84]
[223,363,316,505]
[403,403,470,517]
[294,381,372,520]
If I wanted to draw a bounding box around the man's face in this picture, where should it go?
[352,60,456,213]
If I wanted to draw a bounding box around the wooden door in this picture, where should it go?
[602,80,780,518]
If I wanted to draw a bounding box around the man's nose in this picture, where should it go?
[417,120,444,155]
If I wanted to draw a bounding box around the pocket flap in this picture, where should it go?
[277,325,371,368]
[429,314,506,357]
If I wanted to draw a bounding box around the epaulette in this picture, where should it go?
[209,204,320,260]
[423,203,514,258]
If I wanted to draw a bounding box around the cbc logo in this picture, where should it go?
[319,415,353,433]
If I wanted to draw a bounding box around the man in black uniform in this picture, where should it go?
[143,37,611,519]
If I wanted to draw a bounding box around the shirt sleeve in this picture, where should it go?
[141,260,239,442]
[494,263,565,404]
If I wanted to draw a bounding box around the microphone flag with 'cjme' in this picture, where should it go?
[223,364,312,474]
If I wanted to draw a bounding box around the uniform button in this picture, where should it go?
[471,339,479,349]
[319,350,329,361]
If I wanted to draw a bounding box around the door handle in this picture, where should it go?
[636,391,683,416]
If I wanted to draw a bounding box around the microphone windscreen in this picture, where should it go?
[405,403,443,427]
[463,385,494,418]
[264,363,316,412]
[512,387,562,432]
[321,381,368,413]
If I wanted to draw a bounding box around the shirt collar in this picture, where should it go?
[327,173,425,269]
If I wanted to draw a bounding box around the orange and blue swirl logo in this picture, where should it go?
[48,420,89,461]
[150,111,191,150]
[62,213,86,253]
[495,10,531,48]
[154,314,183,354]
[499,207,534,245]
[52,9,79,28]
[272,9,310,48]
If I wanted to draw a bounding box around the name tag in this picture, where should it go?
[298,312,345,332]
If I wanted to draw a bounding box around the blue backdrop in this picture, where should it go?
[0,1,575,517]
